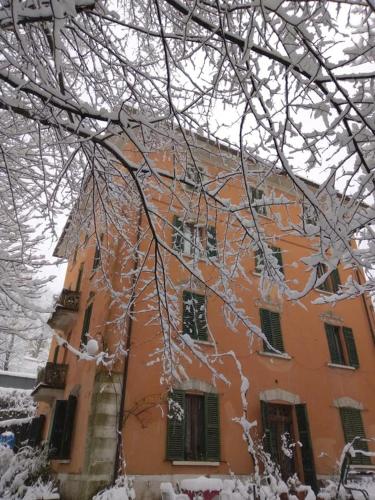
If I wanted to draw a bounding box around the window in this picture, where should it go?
[260,309,284,353]
[167,390,220,462]
[183,291,208,341]
[251,187,267,216]
[49,395,77,459]
[302,203,318,226]
[81,303,93,345]
[324,324,359,368]
[92,244,101,271]
[316,263,340,293]
[185,164,203,190]
[255,246,283,275]
[172,216,217,258]
[339,408,371,465]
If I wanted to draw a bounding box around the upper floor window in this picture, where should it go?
[302,201,318,226]
[185,164,203,191]
[251,187,267,216]
[81,303,93,346]
[339,407,371,465]
[324,324,359,368]
[182,291,208,341]
[172,216,217,258]
[316,263,340,293]
[260,309,284,353]
[255,246,283,275]
[167,390,220,462]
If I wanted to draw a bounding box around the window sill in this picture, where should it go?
[172,461,220,466]
[51,459,71,464]
[193,339,215,347]
[327,363,356,371]
[258,351,292,360]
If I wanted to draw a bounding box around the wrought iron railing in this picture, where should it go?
[58,289,80,311]
[36,362,68,389]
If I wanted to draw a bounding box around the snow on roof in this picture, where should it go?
[0,370,36,379]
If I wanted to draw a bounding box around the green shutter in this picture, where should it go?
[49,400,67,458]
[81,303,93,345]
[260,309,284,353]
[343,327,359,368]
[183,291,207,341]
[324,324,343,365]
[340,408,370,465]
[172,216,184,252]
[296,404,318,492]
[166,390,185,460]
[205,393,220,461]
[272,247,284,275]
[195,294,208,341]
[260,309,273,352]
[207,226,217,258]
[330,268,341,293]
[60,395,77,459]
[28,415,45,447]
[183,291,195,338]
[270,310,284,352]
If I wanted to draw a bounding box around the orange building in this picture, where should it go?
[34,139,375,499]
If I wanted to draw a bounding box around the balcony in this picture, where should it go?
[32,362,68,404]
[47,289,80,333]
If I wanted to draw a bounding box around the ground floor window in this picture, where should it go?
[49,395,77,460]
[167,390,220,462]
[339,407,371,465]
[261,401,317,491]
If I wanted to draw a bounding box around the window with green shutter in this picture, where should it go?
[317,264,341,293]
[324,324,359,368]
[49,396,77,460]
[167,390,220,462]
[172,217,217,259]
[260,309,284,353]
[339,408,371,465]
[183,291,208,341]
[255,247,283,275]
[251,187,267,216]
[207,225,217,258]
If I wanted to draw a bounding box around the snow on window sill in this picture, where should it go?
[172,461,220,466]
[193,339,215,347]
[327,363,356,371]
[258,351,292,360]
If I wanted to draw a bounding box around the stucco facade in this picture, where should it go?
[36,142,375,499]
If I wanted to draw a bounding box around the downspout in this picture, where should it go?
[113,205,143,480]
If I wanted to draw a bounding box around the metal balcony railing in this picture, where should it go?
[36,362,68,389]
[58,289,80,311]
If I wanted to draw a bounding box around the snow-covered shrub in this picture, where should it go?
[0,387,35,421]
[0,445,57,499]
[0,444,14,476]
[93,475,136,500]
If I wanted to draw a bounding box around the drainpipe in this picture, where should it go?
[113,205,143,481]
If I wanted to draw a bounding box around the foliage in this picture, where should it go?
[0,445,57,499]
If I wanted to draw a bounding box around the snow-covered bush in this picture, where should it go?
[93,475,136,500]
[0,387,35,421]
[0,445,57,499]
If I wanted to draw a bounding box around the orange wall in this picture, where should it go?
[43,146,375,481]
